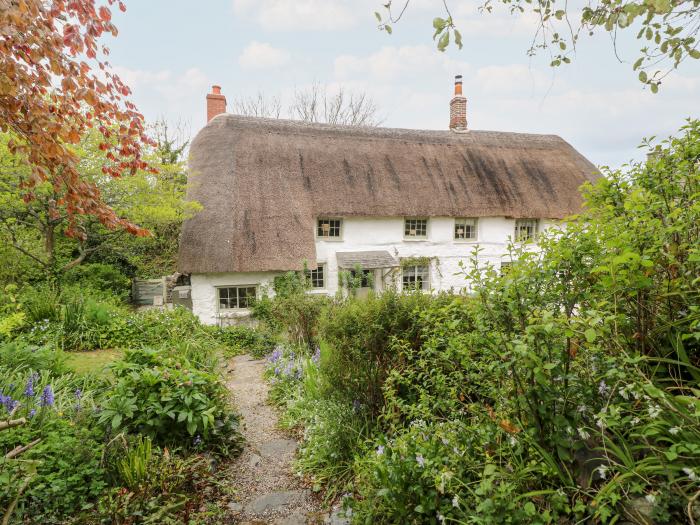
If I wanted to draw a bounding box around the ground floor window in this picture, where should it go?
[217,286,256,309]
[402,265,429,291]
[305,264,325,289]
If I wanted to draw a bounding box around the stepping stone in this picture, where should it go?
[248,453,262,468]
[259,438,297,457]
[227,501,243,513]
[245,490,307,514]
[275,511,307,525]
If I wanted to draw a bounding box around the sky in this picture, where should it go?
[106,0,700,168]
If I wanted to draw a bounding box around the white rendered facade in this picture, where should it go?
[190,215,556,326]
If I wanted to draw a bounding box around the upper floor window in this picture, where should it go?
[402,264,430,291]
[317,218,342,239]
[218,286,256,310]
[305,264,325,289]
[514,219,538,242]
[454,218,478,240]
[404,218,428,239]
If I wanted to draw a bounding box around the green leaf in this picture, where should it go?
[437,30,450,51]
[374,11,381,22]
[454,29,463,49]
[584,328,597,343]
[385,24,392,35]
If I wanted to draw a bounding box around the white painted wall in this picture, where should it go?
[189,216,557,324]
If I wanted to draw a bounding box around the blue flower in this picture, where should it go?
[74,389,82,399]
[40,385,54,407]
[0,393,18,414]
[193,434,202,446]
[24,373,38,397]
[312,347,321,364]
[28,409,36,419]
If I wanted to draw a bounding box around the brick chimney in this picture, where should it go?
[449,75,467,131]
[206,85,227,122]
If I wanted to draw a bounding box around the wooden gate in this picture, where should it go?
[132,278,167,306]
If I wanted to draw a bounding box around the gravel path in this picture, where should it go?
[223,354,324,524]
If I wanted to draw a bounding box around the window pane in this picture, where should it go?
[455,218,477,240]
[306,265,325,288]
[318,218,341,238]
[405,218,427,237]
[218,286,255,309]
[515,219,538,242]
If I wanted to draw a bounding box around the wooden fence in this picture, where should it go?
[132,278,167,306]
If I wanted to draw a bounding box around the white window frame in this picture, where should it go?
[404,217,428,240]
[305,264,326,289]
[454,217,478,241]
[316,218,343,240]
[514,219,538,242]
[402,264,430,291]
[217,285,257,310]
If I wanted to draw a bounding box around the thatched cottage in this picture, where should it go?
[178,77,598,325]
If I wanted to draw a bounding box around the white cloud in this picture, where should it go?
[232,0,363,31]
[239,41,291,69]
[474,64,556,95]
[334,45,470,83]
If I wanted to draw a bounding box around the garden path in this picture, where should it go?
[223,354,324,525]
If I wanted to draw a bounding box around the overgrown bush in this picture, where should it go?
[0,340,68,375]
[63,263,131,301]
[98,347,243,453]
[210,324,277,358]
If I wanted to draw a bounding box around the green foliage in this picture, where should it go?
[63,263,131,301]
[254,275,330,350]
[98,347,243,453]
[0,341,68,375]
[209,324,277,358]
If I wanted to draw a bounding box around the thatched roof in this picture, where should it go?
[178,115,598,274]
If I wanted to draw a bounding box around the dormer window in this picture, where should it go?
[404,218,428,239]
[514,219,538,242]
[454,218,478,240]
[317,218,342,239]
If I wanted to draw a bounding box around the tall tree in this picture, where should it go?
[233,84,383,127]
[374,0,700,91]
[0,0,153,237]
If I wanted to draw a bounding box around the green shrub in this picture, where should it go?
[0,341,68,375]
[209,324,277,358]
[63,263,131,301]
[98,347,242,453]
[94,437,218,525]
[318,291,435,417]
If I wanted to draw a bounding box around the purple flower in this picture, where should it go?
[376,445,385,456]
[0,393,18,414]
[24,373,38,398]
[193,435,202,446]
[274,367,281,376]
[74,389,82,399]
[28,409,36,419]
[40,385,54,407]
[416,454,425,467]
[312,347,321,364]
[352,399,361,412]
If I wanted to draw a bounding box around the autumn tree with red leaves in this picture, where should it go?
[0,0,153,240]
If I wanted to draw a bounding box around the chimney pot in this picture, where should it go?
[449,74,467,131]
[206,85,227,122]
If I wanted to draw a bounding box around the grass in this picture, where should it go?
[67,348,123,375]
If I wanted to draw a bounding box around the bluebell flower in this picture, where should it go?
[0,393,18,414]
[40,385,54,407]
[74,389,82,399]
[193,434,202,446]
[376,445,384,455]
[24,373,38,397]
[28,409,36,419]
[312,347,321,364]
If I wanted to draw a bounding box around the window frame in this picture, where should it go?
[404,217,429,240]
[454,217,478,241]
[350,268,373,288]
[216,285,257,310]
[316,217,343,240]
[514,219,539,242]
[401,264,430,291]
[305,264,326,290]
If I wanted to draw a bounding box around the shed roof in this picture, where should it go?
[336,251,399,269]
[178,115,599,274]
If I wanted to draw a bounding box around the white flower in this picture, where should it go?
[596,418,605,429]
[618,387,630,400]
[376,445,384,456]
[509,436,517,446]
[596,465,609,479]
[683,468,698,481]
[669,426,681,435]
[416,454,425,467]
[598,380,610,395]
[452,495,460,508]
[437,512,446,524]
[645,494,656,504]
[631,417,641,425]
[578,428,591,440]
[648,405,662,418]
